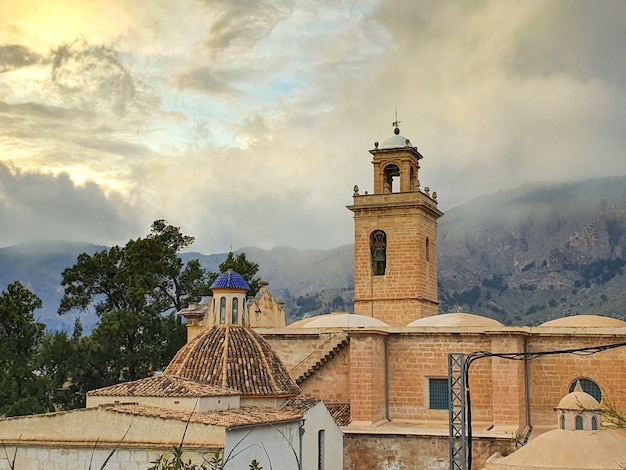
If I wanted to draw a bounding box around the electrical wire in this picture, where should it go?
[461,340,626,469]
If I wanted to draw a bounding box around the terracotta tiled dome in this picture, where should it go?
[164,326,300,398]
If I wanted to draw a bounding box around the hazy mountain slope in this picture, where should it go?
[0,241,105,330]
[437,177,626,324]
[2,176,626,329]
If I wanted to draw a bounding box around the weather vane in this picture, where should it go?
[392,110,401,135]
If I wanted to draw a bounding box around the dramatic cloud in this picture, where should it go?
[0,0,624,252]
[0,162,144,246]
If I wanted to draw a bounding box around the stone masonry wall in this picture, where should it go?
[387,334,495,423]
[300,346,351,403]
[349,332,388,424]
[527,333,626,425]
[344,434,515,470]
[353,206,439,326]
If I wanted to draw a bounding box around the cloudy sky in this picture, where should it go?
[1,0,624,253]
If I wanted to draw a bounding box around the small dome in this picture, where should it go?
[407,313,503,328]
[540,315,626,327]
[557,390,601,411]
[288,312,389,328]
[164,326,300,398]
[485,429,626,470]
[380,134,410,149]
[210,270,250,291]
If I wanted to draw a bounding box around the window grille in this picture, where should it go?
[430,378,449,410]
[569,378,602,403]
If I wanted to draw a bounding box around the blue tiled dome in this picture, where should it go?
[210,270,250,291]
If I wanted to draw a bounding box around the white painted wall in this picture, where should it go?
[0,446,212,470]
[86,394,240,412]
[224,422,301,470]
[301,403,344,470]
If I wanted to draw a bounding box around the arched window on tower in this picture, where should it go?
[560,415,566,430]
[371,230,387,276]
[231,297,239,324]
[383,164,400,193]
[591,416,598,430]
[219,297,227,324]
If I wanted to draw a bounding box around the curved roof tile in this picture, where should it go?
[164,326,300,398]
[210,270,250,291]
[87,374,239,398]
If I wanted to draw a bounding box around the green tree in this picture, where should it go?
[209,252,261,296]
[36,320,90,410]
[0,282,48,416]
[58,220,212,393]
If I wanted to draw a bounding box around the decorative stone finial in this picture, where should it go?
[432,191,437,200]
[353,185,360,196]
[424,187,430,196]
[574,380,583,392]
[374,141,379,149]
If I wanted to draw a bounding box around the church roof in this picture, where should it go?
[288,312,389,328]
[87,374,239,398]
[556,390,601,411]
[326,403,351,427]
[380,133,411,149]
[210,270,250,291]
[108,403,302,428]
[164,326,300,398]
[407,313,503,328]
[540,315,626,327]
[485,429,626,470]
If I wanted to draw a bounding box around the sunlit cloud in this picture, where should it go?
[0,0,624,252]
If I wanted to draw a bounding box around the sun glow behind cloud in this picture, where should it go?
[0,0,624,252]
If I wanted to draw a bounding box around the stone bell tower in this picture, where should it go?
[347,123,443,326]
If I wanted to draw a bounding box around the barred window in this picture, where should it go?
[569,378,602,403]
[429,378,449,410]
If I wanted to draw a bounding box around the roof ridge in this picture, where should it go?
[249,328,280,393]
[221,326,230,388]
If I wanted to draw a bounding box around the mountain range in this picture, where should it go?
[2,176,626,331]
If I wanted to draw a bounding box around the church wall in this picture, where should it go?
[527,332,626,425]
[387,333,494,423]
[343,433,514,470]
[299,346,350,403]
[349,331,388,424]
[261,331,334,371]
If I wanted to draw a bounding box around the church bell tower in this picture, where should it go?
[347,123,443,326]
